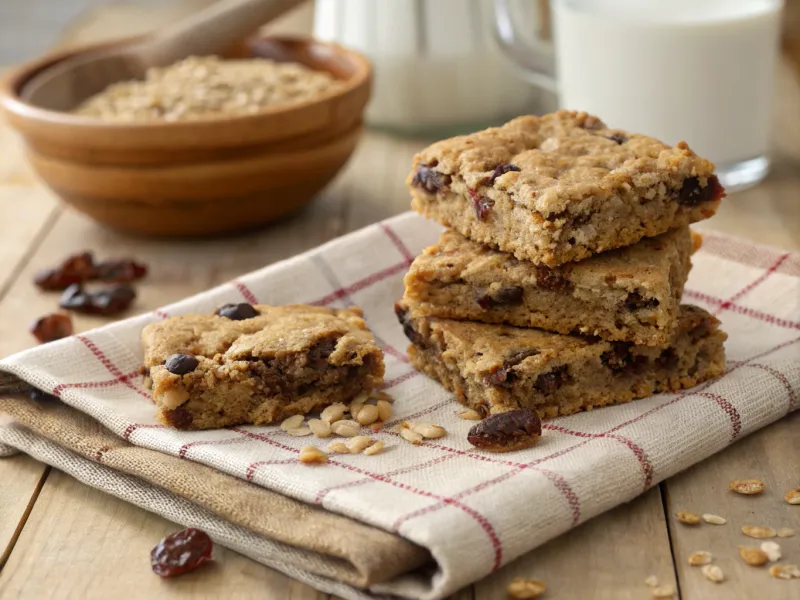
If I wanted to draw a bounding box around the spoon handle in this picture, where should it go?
[141,0,306,65]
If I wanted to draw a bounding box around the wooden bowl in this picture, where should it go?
[0,35,372,236]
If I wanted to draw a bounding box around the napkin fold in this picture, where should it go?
[1,212,798,600]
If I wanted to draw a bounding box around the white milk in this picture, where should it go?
[553,0,783,168]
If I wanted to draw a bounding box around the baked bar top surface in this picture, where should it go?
[142,304,378,368]
[405,226,693,298]
[408,110,720,217]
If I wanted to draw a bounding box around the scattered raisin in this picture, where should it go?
[489,163,521,185]
[483,349,539,387]
[476,286,524,309]
[93,259,148,283]
[30,312,73,344]
[33,251,147,290]
[535,266,574,294]
[411,165,451,194]
[394,303,423,346]
[467,409,542,452]
[163,406,193,429]
[657,348,679,370]
[601,342,648,374]
[606,132,628,144]
[625,291,659,311]
[533,365,570,394]
[151,528,213,578]
[215,303,259,320]
[165,354,199,375]
[469,189,493,221]
[308,337,339,367]
[34,252,95,291]
[678,175,723,206]
[59,283,136,316]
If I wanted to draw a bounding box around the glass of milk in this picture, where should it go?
[494,0,784,191]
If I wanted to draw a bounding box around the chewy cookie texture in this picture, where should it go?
[396,302,726,420]
[408,110,724,267]
[403,227,696,347]
[142,303,384,430]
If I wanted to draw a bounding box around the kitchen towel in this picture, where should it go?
[1,212,798,599]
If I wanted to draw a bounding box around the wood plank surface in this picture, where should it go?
[664,411,800,600]
[0,469,326,600]
[475,488,678,600]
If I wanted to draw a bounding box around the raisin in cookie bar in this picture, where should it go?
[403,227,696,347]
[408,110,724,267]
[142,303,384,430]
[396,302,726,420]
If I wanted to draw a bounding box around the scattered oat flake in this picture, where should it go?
[738,546,768,566]
[652,585,675,598]
[298,446,327,464]
[742,525,777,539]
[280,414,304,431]
[458,408,483,421]
[701,564,724,583]
[676,510,701,525]
[688,551,712,566]
[777,528,795,538]
[653,585,675,598]
[729,479,765,495]
[702,513,726,525]
[400,427,423,445]
[507,577,546,599]
[286,427,312,437]
[363,440,384,456]
[644,575,659,587]
[326,441,349,454]
[785,488,800,505]
[761,541,781,562]
[769,564,800,580]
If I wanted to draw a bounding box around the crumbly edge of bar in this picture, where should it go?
[151,352,384,430]
[403,309,726,420]
[403,233,691,346]
[410,183,718,267]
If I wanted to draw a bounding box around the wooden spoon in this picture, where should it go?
[21,0,304,111]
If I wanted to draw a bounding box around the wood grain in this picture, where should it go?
[664,412,800,599]
[0,456,48,569]
[0,469,327,600]
[474,488,677,600]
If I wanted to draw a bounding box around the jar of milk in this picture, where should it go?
[313,0,555,136]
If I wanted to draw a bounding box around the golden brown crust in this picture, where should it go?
[142,304,384,430]
[403,227,693,346]
[408,110,723,266]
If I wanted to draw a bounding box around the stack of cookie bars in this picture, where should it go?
[396,111,729,420]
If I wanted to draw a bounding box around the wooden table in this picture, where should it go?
[1,4,799,599]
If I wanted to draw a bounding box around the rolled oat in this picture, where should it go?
[777,528,795,538]
[652,585,675,598]
[785,488,800,505]
[676,511,701,525]
[410,422,447,439]
[356,404,380,426]
[326,441,349,454]
[701,564,724,583]
[280,415,304,431]
[729,479,765,495]
[286,427,312,437]
[321,403,346,424]
[769,564,800,580]
[363,440,385,456]
[346,436,373,454]
[507,577,546,599]
[761,541,781,562]
[400,428,424,445]
[644,575,659,587]
[376,399,392,422]
[738,546,768,566]
[75,56,343,122]
[330,419,360,438]
[742,525,777,539]
[702,513,726,525]
[308,418,331,438]
[688,551,712,566]
[298,446,327,464]
[458,408,483,421]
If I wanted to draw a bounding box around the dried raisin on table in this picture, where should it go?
[59,283,136,316]
[30,312,73,343]
[94,259,148,283]
[151,528,213,577]
[34,252,95,290]
[467,409,542,452]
